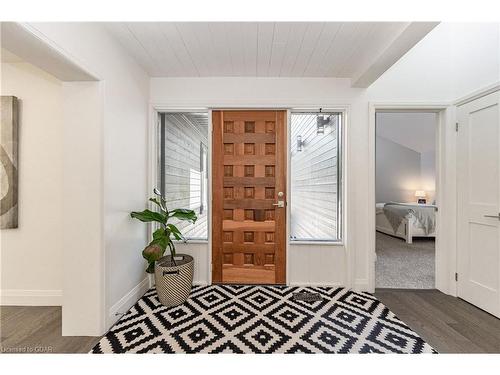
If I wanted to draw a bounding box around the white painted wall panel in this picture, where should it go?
[0,62,64,305]
[376,136,421,203]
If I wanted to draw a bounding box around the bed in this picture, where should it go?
[376,202,437,243]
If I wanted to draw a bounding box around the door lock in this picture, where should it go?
[273,191,285,208]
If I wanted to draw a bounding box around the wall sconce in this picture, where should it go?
[296,135,304,152]
[316,115,331,135]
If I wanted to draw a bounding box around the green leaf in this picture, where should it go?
[150,229,169,249]
[168,208,197,223]
[130,209,167,224]
[152,228,166,240]
[166,224,184,241]
[149,198,168,214]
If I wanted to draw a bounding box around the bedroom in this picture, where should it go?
[375,112,438,289]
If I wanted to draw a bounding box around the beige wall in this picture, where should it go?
[0,62,63,305]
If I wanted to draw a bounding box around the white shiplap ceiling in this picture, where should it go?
[105,22,438,87]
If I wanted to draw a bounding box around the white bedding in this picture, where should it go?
[376,202,436,243]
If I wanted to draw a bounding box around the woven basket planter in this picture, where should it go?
[154,254,194,307]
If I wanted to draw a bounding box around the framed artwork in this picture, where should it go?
[1,96,19,229]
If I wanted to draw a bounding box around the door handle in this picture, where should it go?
[484,213,500,220]
[273,191,285,208]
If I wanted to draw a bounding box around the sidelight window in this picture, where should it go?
[158,112,209,240]
[290,111,343,242]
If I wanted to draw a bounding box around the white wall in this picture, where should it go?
[21,22,151,334]
[61,81,104,335]
[450,23,500,99]
[376,135,422,203]
[368,23,500,100]
[375,112,437,204]
[0,62,63,305]
[420,150,436,203]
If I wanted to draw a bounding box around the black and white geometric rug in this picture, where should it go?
[91,285,436,354]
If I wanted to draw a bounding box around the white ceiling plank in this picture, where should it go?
[174,22,212,76]
[320,23,363,77]
[226,23,246,76]
[241,22,258,76]
[328,22,375,77]
[104,21,439,85]
[338,22,408,77]
[290,23,325,77]
[268,22,291,77]
[127,22,181,76]
[303,22,342,77]
[190,22,219,76]
[256,22,275,76]
[279,23,308,77]
[155,22,199,76]
[335,22,379,77]
[105,23,160,75]
[208,22,234,76]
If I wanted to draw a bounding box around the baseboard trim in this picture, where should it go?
[288,282,344,288]
[354,279,371,293]
[0,289,62,306]
[108,277,150,327]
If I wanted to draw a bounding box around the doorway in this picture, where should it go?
[211,110,287,284]
[375,111,439,289]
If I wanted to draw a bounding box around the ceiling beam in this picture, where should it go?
[351,22,439,88]
[1,22,97,81]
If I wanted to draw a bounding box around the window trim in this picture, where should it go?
[288,108,346,245]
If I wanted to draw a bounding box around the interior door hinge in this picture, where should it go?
[455,272,458,282]
[455,122,459,132]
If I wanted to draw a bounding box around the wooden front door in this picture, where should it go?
[212,110,286,284]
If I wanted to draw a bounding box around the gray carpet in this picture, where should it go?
[375,231,435,289]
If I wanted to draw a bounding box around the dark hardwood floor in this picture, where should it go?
[0,306,99,353]
[1,289,499,353]
[375,289,500,353]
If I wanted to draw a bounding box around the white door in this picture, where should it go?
[457,90,500,317]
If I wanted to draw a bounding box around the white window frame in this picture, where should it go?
[153,108,211,244]
[288,108,346,246]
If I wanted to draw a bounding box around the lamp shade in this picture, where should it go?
[415,190,426,198]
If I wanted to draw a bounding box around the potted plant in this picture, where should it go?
[131,188,197,307]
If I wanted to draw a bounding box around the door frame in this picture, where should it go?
[368,102,457,295]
